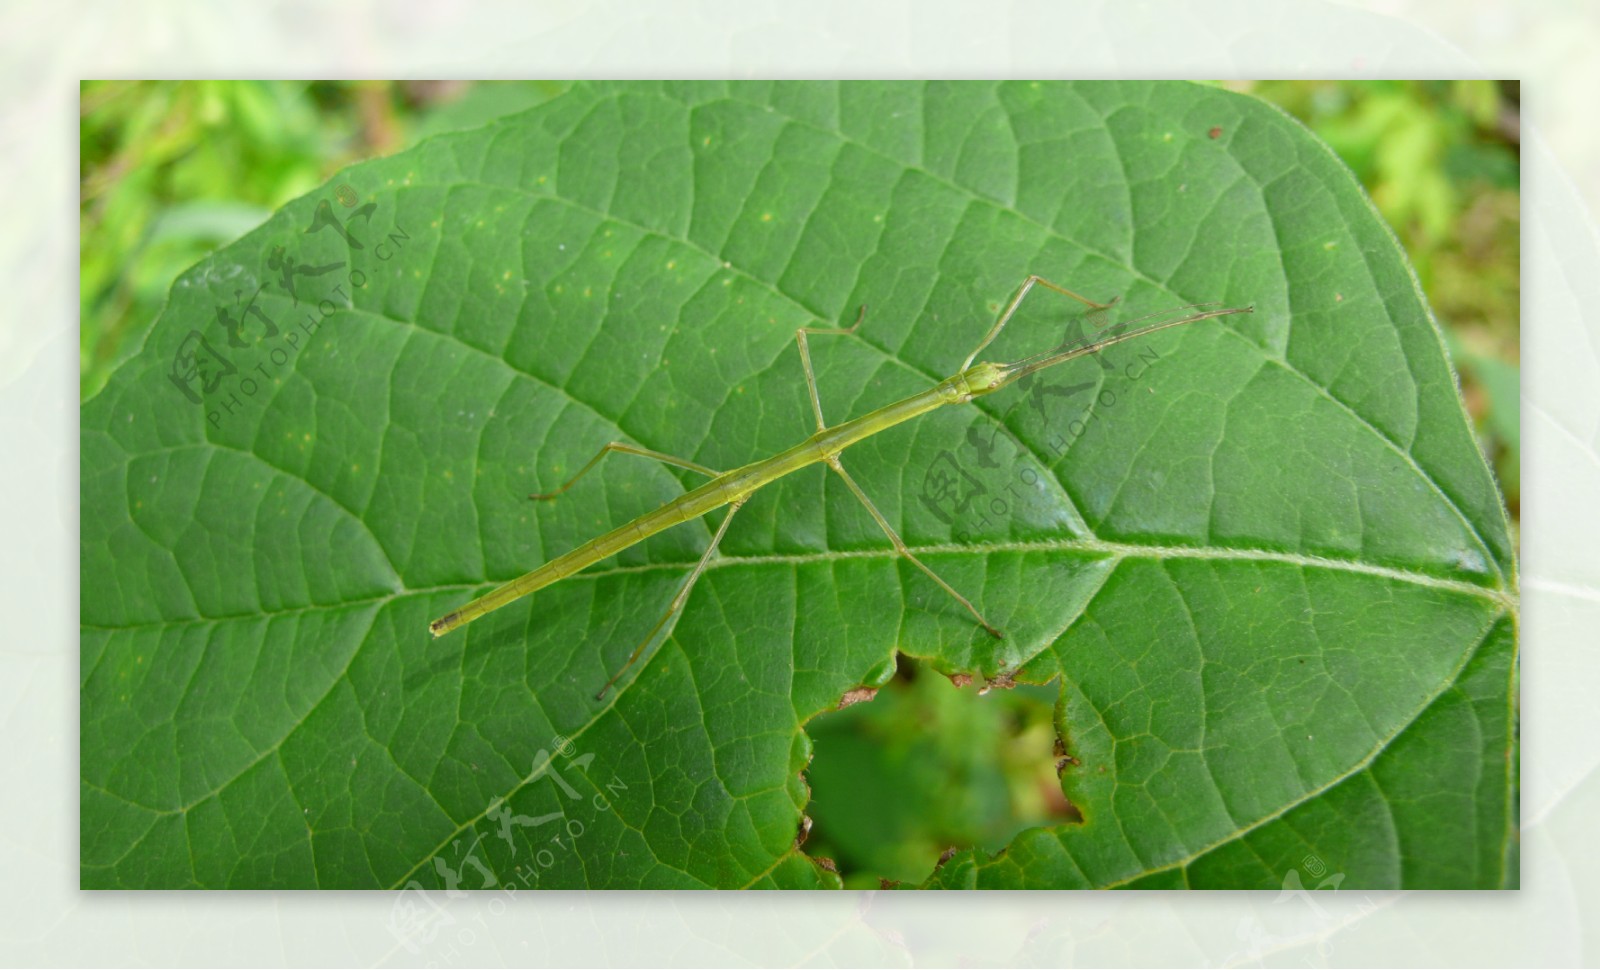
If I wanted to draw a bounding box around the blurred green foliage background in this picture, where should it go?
[79,79,1520,888]
[79,80,565,399]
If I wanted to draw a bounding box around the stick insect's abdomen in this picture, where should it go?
[428,480,738,638]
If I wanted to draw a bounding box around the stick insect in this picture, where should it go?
[429,276,1253,698]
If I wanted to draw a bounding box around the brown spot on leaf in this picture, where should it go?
[937,846,960,866]
[948,672,973,689]
[813,856,839,874]
[795,815,812,848]
[978,669,1017,694]
[1208,125,1223,139]
[837,686,878,709]
[879,877,900,890]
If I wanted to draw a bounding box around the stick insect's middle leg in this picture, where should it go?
[795,308,999,636]
[595,495,749,700]
[826,456,1002,640]
[795,304,866,432]
[532,441,719,501]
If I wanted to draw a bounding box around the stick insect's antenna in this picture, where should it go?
[994,303,1253,388]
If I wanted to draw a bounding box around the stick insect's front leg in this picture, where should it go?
[794,304,865,431]
[960,275,1119,371]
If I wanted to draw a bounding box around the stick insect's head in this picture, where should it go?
[957,361,1013,400]
[955,303,1254,403]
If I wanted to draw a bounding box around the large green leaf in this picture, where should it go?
[80,80,1517,890]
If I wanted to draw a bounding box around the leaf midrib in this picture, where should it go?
[82,533,1517,638]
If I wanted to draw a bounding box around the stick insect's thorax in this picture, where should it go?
[734,366,1015,490]
[623,360,1023,537]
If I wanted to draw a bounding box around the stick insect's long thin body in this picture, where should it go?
[429,275,1253,698]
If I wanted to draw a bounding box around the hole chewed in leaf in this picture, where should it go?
[799,656,1082,887]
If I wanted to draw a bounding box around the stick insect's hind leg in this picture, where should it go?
[595,496,749,700]
[531,442,719,501]
[960,275,1120,372]
[794,305,866,431]
[825,456,1002,640]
